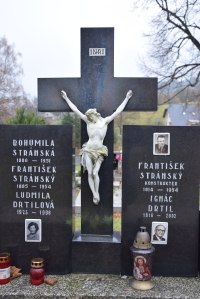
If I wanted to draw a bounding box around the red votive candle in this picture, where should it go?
[29,258,45,285]
[0,253,10,284]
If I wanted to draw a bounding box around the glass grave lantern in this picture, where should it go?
[29,258,45,285]
[130,226,155,290]
[0,253,10,284]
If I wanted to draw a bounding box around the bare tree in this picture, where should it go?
[0,37,25,122]
[21,95,38,113]
[134,0,200,102]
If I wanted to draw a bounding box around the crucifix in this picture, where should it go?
[38,28,157,272]
[61,89,133,205]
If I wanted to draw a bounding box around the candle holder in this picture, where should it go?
[29,258,45,285]
[0,252,10,284]
[130,226,155,290]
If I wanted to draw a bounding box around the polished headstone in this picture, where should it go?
[122,126,200,277]
[38,27,157,274]
[38,27,157,236]
[72,230,121,274]
[0,125,73,274]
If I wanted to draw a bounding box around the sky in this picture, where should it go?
[0,0,149,98]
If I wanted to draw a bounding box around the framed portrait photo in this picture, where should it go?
[151,221,168,245]
[153,133,170,155]
[25,219,42,242]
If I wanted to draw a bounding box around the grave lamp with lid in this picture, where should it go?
[29,258,45,285]
[130,226,155,290]
[0,253,10,284]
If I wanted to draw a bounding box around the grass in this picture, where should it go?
[113,216,121,231]
[74,213,122,232]
[114,105,168,150]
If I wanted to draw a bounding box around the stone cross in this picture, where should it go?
[38,28,157,236]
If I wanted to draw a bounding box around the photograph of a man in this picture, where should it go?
[25,219,42,242]
[151,222,168,244]
[153,224,166,241]
[153,133,170,155]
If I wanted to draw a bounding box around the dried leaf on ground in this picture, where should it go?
[44,277,58,285]
[10,266,22,279]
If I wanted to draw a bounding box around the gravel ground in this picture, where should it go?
[0,274,200,299]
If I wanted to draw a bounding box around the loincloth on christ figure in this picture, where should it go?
[79,143,108,172]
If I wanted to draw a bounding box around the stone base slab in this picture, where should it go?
[0,274,200,299]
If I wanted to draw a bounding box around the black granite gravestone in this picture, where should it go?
[38,28,157,274]
[122,126,200,277]
[0,125,72,274]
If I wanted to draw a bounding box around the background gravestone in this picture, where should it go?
[0,125,73,274]
[122,126,200,277]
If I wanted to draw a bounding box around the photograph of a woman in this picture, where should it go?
[133,256,151,281]
[25,219,42,242]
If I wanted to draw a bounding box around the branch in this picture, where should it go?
[160,84,190,103]
[156,0,200,51]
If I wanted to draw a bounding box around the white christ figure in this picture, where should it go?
[61,90,133,205]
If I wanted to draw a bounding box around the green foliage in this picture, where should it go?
[75,166,81,176]
[74,216,81,231]
[61,112,80,148]
[6,108,46,124]
[113,217,121,232]
[74,215,121,232]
